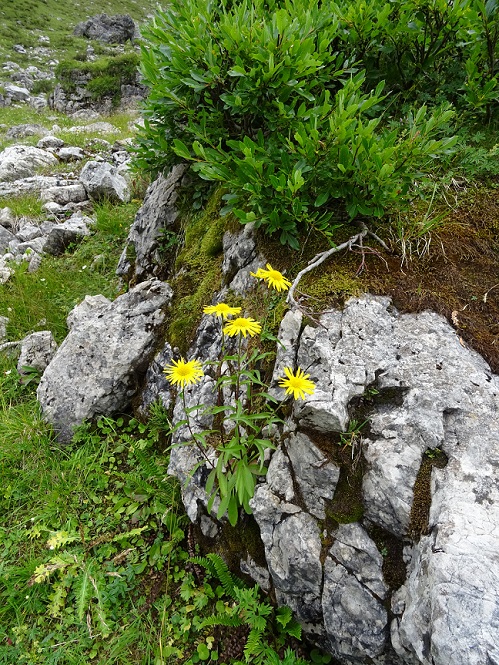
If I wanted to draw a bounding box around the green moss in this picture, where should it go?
[301,268,364,311]
[167,189,227,353]
[408,448,448,540]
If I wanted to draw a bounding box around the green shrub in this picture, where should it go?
[136,0,457,248]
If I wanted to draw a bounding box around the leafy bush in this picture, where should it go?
[136,0,458,248]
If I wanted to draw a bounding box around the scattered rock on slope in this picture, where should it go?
[37,279,173,443]
[73,14,137,43]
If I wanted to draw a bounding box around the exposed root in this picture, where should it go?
[287,223,369,313]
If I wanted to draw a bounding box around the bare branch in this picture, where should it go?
[287,225,368,312]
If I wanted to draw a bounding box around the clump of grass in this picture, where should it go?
[56,52,140,107]
[0,193,45,220]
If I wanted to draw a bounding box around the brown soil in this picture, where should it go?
[408,449,449,540]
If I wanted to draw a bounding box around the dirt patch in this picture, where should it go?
[366,524,407,592]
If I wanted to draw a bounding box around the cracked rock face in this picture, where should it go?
[37,279,172,443]
[259,295,499,664]
[0,145,58,182]
[166,287,499,665]
[117,166,187,281]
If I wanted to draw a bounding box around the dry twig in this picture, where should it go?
[287,224,369,313]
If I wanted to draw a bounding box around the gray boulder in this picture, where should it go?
[37,136,64,150]
[57,147,85,162]
[4,84,30,102]
[73,14,136,43]
[37,279,173,443]
[0,207,15,229]
[117,165,187,280]
[0,225,15,252]
[0,146,58,182]
[6,124,48,139]
[41,184,87,206]
[16,223,43,242]
[80,160,130,203]
[43,213,92,255]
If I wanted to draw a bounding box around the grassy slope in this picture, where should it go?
[0,0,160,64]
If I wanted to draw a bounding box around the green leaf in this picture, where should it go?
[197,643,210,660]
[314,192,329,207]
[227,495,239,526]
[172,139,192,160]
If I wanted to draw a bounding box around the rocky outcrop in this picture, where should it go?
[37,280,173,443]
[163,278,499,665]
[80,160,130,203]
[73,14,137,43]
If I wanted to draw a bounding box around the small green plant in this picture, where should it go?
[157,228,181,253]
[18,365,42,388]
[192,553,309,665]
[339,418,368,449]
[164,266,315,526]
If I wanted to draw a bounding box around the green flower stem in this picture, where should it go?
[181,390,214,468]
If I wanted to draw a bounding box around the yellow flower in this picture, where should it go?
[164,358,204,388]
[251,263,291,292]
[223,317,262,338]
[203,303,242,319]
[278,367,315,400]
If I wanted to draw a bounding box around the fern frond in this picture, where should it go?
[134,448,167,482]
[201,614,243,628]
[244,628,270,664]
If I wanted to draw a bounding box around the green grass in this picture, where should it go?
[0,106,138,152]
[0,194,45,219]
[0,360,188,664]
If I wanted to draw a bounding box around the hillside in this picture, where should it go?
[0,1,498,664]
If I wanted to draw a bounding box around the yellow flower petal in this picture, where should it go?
[203,303,242,319]
[223,317,262,338]
[251,263,291,292]
[164,357,204,388]
[278,366,315,400]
